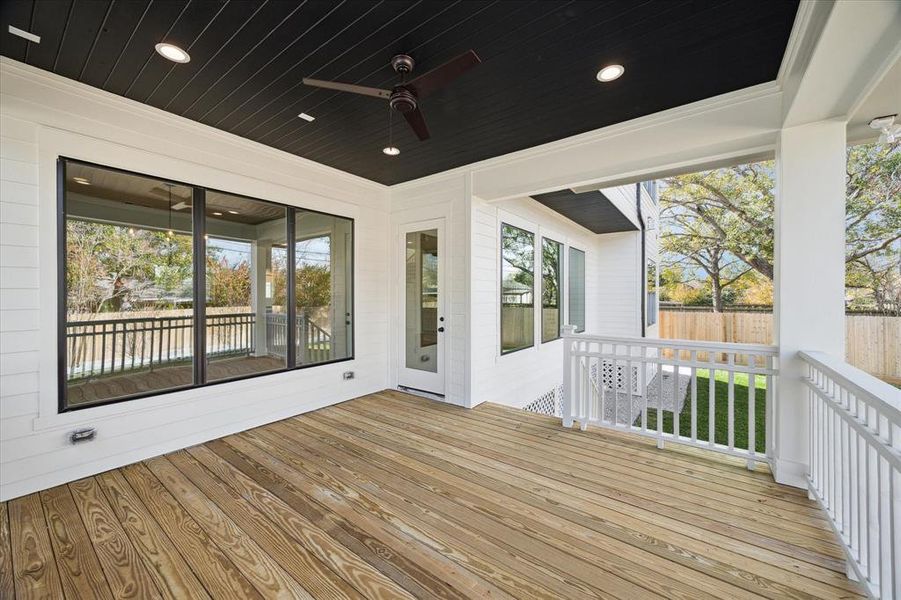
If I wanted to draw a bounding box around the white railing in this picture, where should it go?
[801,351,900,599]
[561,326,778,467]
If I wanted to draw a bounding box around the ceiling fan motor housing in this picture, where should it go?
[389,88,417,113]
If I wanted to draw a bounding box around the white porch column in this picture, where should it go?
[773,119,847,488]
[251,241,272,356]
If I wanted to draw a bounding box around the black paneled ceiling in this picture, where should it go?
[1,1,798,185]
[532,189,638,234]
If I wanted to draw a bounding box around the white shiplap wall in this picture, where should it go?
[0,60,390,501]
[0,57,659,500]
[388,173,470,406]
[472,196,599,408]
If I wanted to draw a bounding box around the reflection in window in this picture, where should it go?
[59,160,354,410]
[647,259,658,327]
[295,210,353,366]
[205,191,287,382]
[541,238,563,342]
[405,230,438,372]
[63,162,195,408]
[501,223,534,354]
[569,247,586,332]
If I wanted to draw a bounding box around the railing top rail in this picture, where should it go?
[563,331,778,355]
[67,311,255,326]
[800,350,901,416]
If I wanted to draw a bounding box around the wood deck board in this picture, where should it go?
[1,390,864,599]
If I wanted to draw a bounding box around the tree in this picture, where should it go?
[660,143,899,312]
[845,143,900,314]
[660,181,755,311]
[66,220,192,315]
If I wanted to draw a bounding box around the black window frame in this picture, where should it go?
[568,246,586,333]
[57,157,354,413]
[540,237,563,343]
[499,222,535,356]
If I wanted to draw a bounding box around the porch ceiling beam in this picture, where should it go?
[781,0,901,128]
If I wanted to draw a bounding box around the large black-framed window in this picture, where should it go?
[568,247,586,332]
[58,158,354,412]
[541,238,563,343]
[500,223,534,355]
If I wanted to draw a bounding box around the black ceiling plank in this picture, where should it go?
[124,0,227,102]
[103,0,193,96]
[201,0,380,127]
[314,1,788,179]
[285,0,643,158]
[532,190,638,234]
[0,0,35,62]
[272,0,547,154]
[144,0,264,108]
[52,0,113,80]
[18,0,69,71]
[241,0,467,145]
[0,0,799,185]
[216,0,422,135]
[162,0,299,116]
[240,0,480,143]
[77,1,149,88]
[179,1,315,120]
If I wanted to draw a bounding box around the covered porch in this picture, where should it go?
[1,391,860,599]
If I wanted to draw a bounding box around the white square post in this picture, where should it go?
[772,119,847,488]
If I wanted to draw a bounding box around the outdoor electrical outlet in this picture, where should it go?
[343,371,355,380]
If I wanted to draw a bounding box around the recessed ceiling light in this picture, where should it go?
[227,210,239,214]
[155,42,190,64]
[72,177,91,185]
[596,64,624,82]
[212,211,223,216]
[298,112,315,122]
[383,146,400,156]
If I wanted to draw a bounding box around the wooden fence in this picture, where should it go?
[659,309,900,383]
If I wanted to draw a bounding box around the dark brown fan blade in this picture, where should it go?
[403,107,430,141]
[407,50,481,99]
[302,78,391,99]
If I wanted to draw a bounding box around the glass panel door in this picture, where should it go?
[398,221,444,395]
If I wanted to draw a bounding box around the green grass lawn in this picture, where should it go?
[642,369,767,454]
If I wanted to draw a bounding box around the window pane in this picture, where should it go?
[541,238,562,342]
[569,247,586,332]
[205,191,287,382]
[405,230,439,371]
[63,162,194,408]
[295,210,353,365]
[647,259,658,327]
[501,224,534,353]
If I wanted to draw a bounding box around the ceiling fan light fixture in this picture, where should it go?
[155,42,190,64]
[596,64,624,82]
[383,146,400,156]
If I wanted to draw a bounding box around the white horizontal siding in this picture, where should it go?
[0,61,390,501]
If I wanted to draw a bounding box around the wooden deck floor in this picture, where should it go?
[1,390,862,599]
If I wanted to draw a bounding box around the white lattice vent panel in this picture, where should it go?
[523,384,563,417]
[600,360,644,394]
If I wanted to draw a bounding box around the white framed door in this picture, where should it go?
[397,219,445,395]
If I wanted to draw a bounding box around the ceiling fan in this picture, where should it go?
[302,50,481,141]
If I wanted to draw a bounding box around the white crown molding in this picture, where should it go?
[392,80,783,193]
[0,57,388,193]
